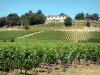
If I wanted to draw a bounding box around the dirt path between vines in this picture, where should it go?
[17,31,43,39]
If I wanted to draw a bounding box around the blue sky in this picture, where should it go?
[0,0,100,19]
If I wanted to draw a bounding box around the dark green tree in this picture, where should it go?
[85,13,90,19]
[64,16,72,26]
[36,10,42,15]
[21,10,34,25]
[59,13,66,16]
[0,17,7,27]
[92,13,99,21]
[7,13,21,27]
[21,10,46,25]
[35,10,46,24]
[75,12,85,20]
[29,14,37,25]
[29,10,46,25]
[85,13,99,21]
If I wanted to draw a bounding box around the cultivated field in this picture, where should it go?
[16,29,100,43]
[0,30,40,42]
[0,23,100,75]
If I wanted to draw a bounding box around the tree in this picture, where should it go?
[64,16,72,26]
[92,13,99,21]
[75,12,85,20]
[0,17,9,27]
[29,10,46,25]
[85,13,99,21]
[21,10,46,25]
[85,13,94,20]
[85,13,89,19]
[0,17,6,27]
[23,19,29,26]
[36,10,42,15]
[35,10,46,24]
[21,10,34,26]
[7,13,21,27]
[29,14,37,25]
[59,13,66,16]
[0,10,46,27]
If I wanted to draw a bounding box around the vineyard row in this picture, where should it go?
[0,42,100,74]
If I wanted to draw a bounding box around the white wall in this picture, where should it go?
[46,16,66,21]
[45,16,67,24]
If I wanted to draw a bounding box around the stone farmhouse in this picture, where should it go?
[45,15,67,24]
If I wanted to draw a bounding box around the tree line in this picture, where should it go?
[64,12,99,27]
[0,10,46,27]
[0,10,99,27]
[75,12,99,21]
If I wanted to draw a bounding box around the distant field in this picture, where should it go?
[1,25,100,43]
[16,30,100,43]
[0,30,39,41]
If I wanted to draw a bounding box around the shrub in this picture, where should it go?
[10,38,15,42]
[64,17,72,26]
[24,25,30,30]
[86,20,90,27]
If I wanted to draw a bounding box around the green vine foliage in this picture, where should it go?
[0,42,100,73]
